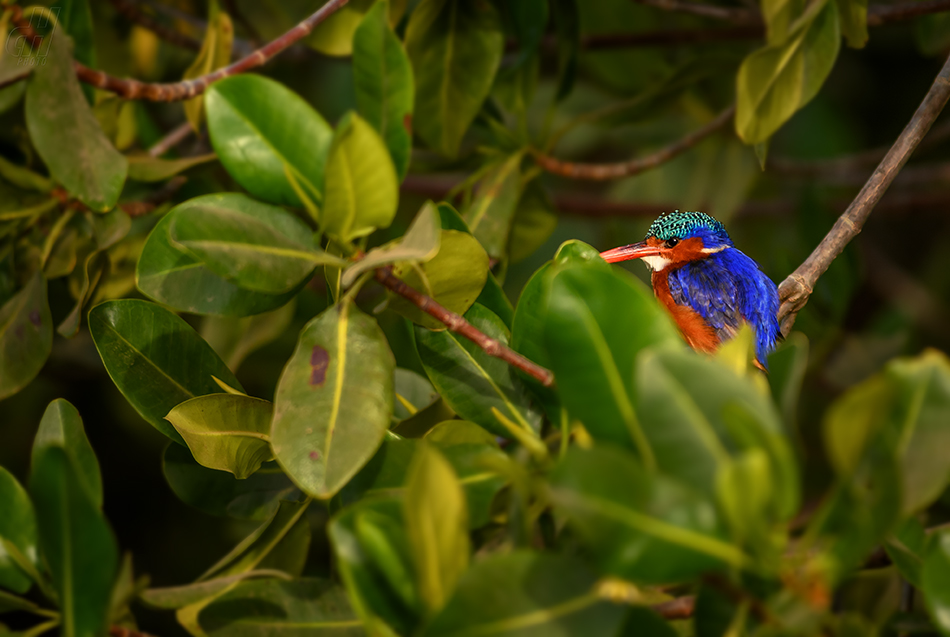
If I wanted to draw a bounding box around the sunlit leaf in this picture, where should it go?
[126,153,217,182]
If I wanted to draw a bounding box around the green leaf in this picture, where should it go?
[166,394,275,480]
[508,183,558,264]
[425,420,497,447]
[329,498,417,635]
[735,0,840,144]
[341,202,441,288]
[550,446,746,583]
[183,7,233,131]
[924,531,950,636]
[167,195,343,295]
[353,0,414,179]
[141,571,291,610]
[404,443,469,615]
[30,447,118,637]
[271,299,395,499]
[322,112,399,244]
[387,230,489,330]
[551,0,580,100]
[767,332,809,431]
[393,368,439,422]
[24,26,127,211]
[510,262,559,416]
[163,444,299,521]
[198,578,362,636]
[637,348,800,522]
[422,551,626,636]
[31,399,103,508]
[89,299,244,443]
[405,0,504,157]
[137,194,305,317]
[416,303,542,438]
[206,74,333,208]
[0,468,37,594]
[543,263,679,456]
[835,0,867,47]
[126,153,217,182]
[308,0,400,57]
[201,301,297,372]
[884,517,928,589]
[463,153,523,260]
[0,273,52,400]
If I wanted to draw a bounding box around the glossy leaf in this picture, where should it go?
[24,26,127,211]
[510,261,560,416]
[89,299,244,443]
[406,0,504,156]
[735,0,840,144]
[271,299,395,498]
[416,303,542,438]
[201,301,297,371]
[30,447,118,637]
[923,530,950,636]
[307,0,405,57]
[550,446,745,583]
[341,202,441,288]
[543,263,679,455]
[637,348,800,521]
[464,153,523,260]
[141,571,291,610]
[167,194,342,294]
[137,196,304,317]
[322,112,399,244]
[422,551,626,636]
[31,399,103,507]
[404,443,469,615]
[198,578,361,636]
[387,230,489,330]
[425,420,497,447]
[166,394,274,480]
[0,468,37,594]
[206,74,333,208]
[353,0,414,179]
[0,273,52,400]
[163,444,299,521]
[126,154,217,182]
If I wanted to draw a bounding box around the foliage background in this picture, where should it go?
[2,0,950,635]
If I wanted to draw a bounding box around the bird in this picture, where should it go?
[600,210,780,369]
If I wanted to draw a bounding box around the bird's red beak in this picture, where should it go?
[599,240,662,263]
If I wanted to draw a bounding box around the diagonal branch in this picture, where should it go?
[74,0,349,101]
[777,53,950,336]
[631,0,760,23]
[532,106,735,180]
[374,267,555,387]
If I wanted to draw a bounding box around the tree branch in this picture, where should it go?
[532,106,735,181]
[651,595,696,619]
[110,626,157,637]
[777,53,950,336]
[74,0,349,101]
[631,0,760,23]
[374,267,555,388]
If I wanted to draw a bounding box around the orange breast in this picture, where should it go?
[652,271,720,353]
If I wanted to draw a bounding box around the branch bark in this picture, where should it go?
[74,0,349,101]
[532,106,735,180]
[374,267,555,388]
[651,595,696,619]
[777,53,950,336]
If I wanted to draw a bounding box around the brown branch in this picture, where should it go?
[374,267,555,388]
[109,626,157,637]
[777,53,950,336]
[147,121,195,158]
[868,0,950,25]
[651,595,696,619]
[74,0,349,101]
[108,0,202,51]
[532,106,735,181]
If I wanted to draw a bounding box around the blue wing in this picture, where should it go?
[667,248,779,365]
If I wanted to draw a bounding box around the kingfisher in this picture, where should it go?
[600,210,780,369]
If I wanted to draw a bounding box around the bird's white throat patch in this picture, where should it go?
[641,255,672,272]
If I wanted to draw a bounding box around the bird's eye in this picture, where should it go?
[665,237,679,248]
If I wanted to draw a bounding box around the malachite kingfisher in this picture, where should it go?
[600,210,780,369]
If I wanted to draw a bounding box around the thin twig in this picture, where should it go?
[532,106,735,180]
[147,122,195,157]
[74,0,349,101]
[651,595,696,619]
[108,0,202,51]
[109,627,157,637]
[374,267,555,387]
[631,0,760,23]
[777,53,950,336]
